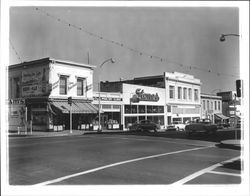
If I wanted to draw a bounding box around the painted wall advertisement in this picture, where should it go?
[21,67,50,97]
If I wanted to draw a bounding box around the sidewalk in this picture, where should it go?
[8,129,127,138]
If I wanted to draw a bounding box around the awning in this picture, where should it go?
[50,101,99,114]
[215,113,230,120]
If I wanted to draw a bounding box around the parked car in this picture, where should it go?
[216,122,230,129]
[129,120,160,132]
[185,119,217,135]
[166,121,186,131]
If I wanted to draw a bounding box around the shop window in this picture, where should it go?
[188,88,192,100]
[152,106,158,113]
[147,105,153,113]
[173,118,182,122]
[194,89,199,101]
[183,88,187,100]
[158,106,164,113]
[77,78,85,96]
[131,105,138,113]
[125,116,137,128]
[178,87,182,99]
[139,116,146,121]
[139,105,146,113]
[125,105,132,114]
[59,75,68,95]
[183,117,191,124]
[169,85,175,99]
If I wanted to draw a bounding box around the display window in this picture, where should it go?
[139,105,146,113]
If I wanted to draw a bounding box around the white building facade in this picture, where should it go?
[164,72,201,124]
[200,94,224,124]
[8,57,98,132]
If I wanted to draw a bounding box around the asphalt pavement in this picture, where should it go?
[8,129,242,185]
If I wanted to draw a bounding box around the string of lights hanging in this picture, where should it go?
[34,7,240,79]
[9,39,23,63]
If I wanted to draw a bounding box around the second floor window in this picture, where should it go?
[183,88,187,100]
[218,101,221,110]
[188,88,192,100]
[194,89,199,101]
[203,100,206,110]
[207,100,209,109]
[178,87,182,99]
[169,85,175,99]
[215,101,217,110]
[77,78,85,96]
[211,101,213,110]
[59,76,67,95]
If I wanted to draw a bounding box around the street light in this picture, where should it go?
[98,58,115,132]
[220,34,240,42]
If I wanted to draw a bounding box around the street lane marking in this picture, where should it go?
[207,170,241,177]
[172,156,241,185]
[34,145,213,186]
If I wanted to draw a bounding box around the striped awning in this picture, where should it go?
[215,113,230,120]
[50,101,99,114]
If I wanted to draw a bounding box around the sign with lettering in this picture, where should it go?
[131,88,160,102]
[93,97,123,101]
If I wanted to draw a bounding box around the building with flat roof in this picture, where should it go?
[8,57,98,132]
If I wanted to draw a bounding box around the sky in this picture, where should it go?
[9,5,240,93]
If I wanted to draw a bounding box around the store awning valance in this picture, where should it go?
[50,101,99,114]
[215,113,230,120]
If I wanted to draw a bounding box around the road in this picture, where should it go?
[8,132,241,185]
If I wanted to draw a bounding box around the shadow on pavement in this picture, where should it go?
[111,129,241,145]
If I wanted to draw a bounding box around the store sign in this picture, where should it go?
[131,88,160,102]
[93,97,123,101]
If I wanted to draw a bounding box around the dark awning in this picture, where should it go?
[215,113,230,120]
[50,101,99,114]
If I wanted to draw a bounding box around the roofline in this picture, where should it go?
[9,57,96,69]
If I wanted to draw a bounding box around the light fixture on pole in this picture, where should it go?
[98,58,115,132]
[219,34,240,42]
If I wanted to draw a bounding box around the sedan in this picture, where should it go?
[129,120,160,132]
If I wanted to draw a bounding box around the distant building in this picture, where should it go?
[200,94,225,124]
[217,91,241,127]
[8,57,98,132]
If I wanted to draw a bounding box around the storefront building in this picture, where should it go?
[217,91,242,127]
[164,72,201,124]
[100,82,166,130]
[92,91,123,130]
[8,57,98,132]
[200,94,225,124]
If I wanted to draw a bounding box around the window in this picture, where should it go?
[194,89,199,101]
[77,78,85,96]
[188,88,192,100]
[203,100,206,110]
[215,101,217,110]
[178,87,182,99]
[147,105,153,113]
[131,105,137,113]
[218,101,221,110]
[125,105,132,114]
[211,101,213,110]
[207,100,209,109]
[139,105,146,113]
[59,76,67,95]
[183,88,187,100]
[158,106,164,113]
[167,105,171,112]
[169,85,175,99]
[13,77,20,98]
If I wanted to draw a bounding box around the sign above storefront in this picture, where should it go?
[131,88,160,103]
[93,97,123,101]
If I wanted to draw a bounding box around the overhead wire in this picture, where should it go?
[34,7,240,79]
